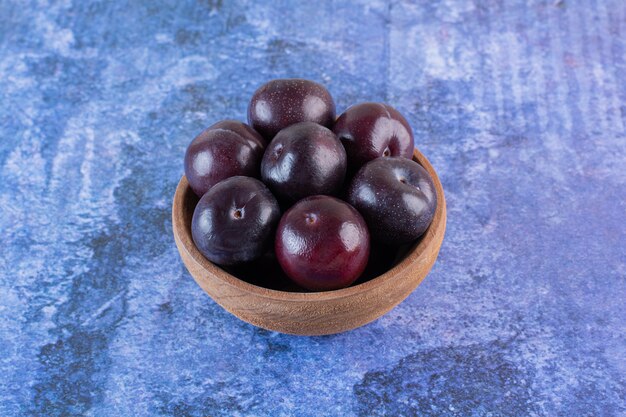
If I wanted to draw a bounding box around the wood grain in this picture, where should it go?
[172,149,447,335]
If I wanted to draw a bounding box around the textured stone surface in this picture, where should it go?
[1,1,625,416]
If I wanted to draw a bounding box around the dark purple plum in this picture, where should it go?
[207,119,266,147]
[192,176,280,265]
[184,121,265,197]
[275,196,370,291]
[347,157,437,245]
[333,102,414,171]
[248,79,335,140]
[261,122,346,204]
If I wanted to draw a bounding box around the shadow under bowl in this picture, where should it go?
[172,148,447,335]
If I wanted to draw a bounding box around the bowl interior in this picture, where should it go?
[179,184,419,292]
[174,149,444,298]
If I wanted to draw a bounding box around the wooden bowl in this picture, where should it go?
[172,149,446,335]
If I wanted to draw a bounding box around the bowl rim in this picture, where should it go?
[172,148,446,302]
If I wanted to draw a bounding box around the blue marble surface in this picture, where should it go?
[1,0,625,415]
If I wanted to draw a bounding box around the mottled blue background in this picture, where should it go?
[1,1,625,416]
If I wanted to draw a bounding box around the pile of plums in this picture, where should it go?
[184,79,437,291]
